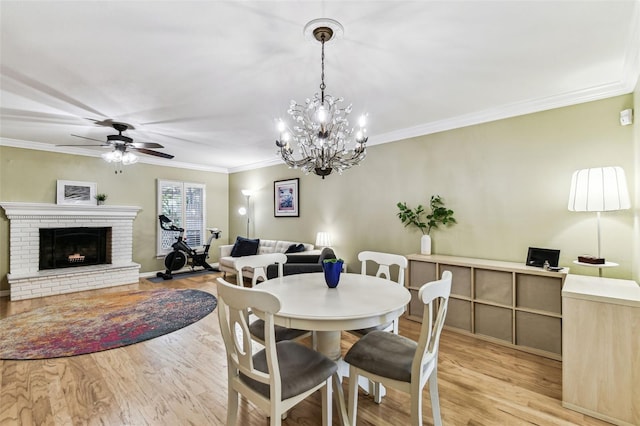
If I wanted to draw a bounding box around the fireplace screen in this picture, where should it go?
[39,227,111,270]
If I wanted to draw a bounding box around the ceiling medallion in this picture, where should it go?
[275,18,368,179]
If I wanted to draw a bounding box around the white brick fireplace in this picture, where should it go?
[1,202,141,300]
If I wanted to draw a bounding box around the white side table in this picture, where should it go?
[572,260,618,277]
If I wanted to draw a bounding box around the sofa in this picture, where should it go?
[266,247,337,279]
[219,237,320,280]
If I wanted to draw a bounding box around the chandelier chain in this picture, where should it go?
[320,34,326,101]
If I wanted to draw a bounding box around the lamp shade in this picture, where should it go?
[315,232,332,247]
[568,167,630,212]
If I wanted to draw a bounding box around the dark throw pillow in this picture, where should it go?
[295,243,306,252]
[230,236,260,257]
[285,244,299,254]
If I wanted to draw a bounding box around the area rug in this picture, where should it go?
[0,288,217,360]
[146,268,219,283]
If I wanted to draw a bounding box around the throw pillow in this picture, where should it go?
[230,236,260,257]
[285,244,299,254]
[294,243,306,252]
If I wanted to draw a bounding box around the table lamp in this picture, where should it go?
[315,232,332,248]
[567,166,630,268]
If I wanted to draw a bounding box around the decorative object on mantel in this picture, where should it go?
[275,18,368,179]
[322,258,344,288]
[95,193,108,205]
[397,195,456,255]
[56,180,97,205]
[0,288,217,360]
[567,166,630,276]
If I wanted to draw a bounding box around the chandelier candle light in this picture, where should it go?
[276,18,368,179]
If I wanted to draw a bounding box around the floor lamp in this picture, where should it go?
[238,189,252,238]
[567,166,630,276]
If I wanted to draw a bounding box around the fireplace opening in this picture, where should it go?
[39,227,111,270]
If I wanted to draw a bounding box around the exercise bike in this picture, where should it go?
[156,214,222,280]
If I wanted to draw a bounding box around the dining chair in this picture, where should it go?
[216,278,337,426]
[235,253,312,346]
[351,250,408,334]
[344,270,452,426]
[234,253,287,287]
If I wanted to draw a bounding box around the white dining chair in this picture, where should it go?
[235,253,312,346]
[216,278,337,426]
[234,253,287,287]
[345,270,452,426]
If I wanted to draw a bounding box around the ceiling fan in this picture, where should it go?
[63,121,175,160]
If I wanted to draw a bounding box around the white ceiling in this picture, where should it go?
[1,1,639,173]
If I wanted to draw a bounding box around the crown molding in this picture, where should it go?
[0,138,229,173]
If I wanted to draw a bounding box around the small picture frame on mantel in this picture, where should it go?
[56,180,97,205]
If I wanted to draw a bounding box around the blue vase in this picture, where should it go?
[323,260,343,288]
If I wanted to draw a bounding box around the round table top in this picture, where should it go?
[256,273,411,331]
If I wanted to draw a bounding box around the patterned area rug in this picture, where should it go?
[0,288,217,360]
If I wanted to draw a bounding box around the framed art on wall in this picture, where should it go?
[56,180,97,205]
[274,178,299,217]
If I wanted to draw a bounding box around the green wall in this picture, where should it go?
[0,147,229,292]
[229,95,637,280]
[1,94,637,295]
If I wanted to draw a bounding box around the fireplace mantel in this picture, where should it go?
[1,201,142,300]
[1,202,140,219]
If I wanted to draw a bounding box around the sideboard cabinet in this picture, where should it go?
[407,254,568,360]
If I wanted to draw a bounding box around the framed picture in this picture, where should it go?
[274,178,299,217]
[56,180,97,205]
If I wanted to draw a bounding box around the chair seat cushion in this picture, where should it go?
[348,322,393,336]
[240,341,337,400]
[344,330,416,382]
[249,319,309,342]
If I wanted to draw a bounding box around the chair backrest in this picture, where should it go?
[216,278,283,398]
[413,270,452,376]
[235,253,287,286]
[358,251,408,286]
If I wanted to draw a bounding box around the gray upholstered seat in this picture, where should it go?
[344,330,416,383]
[240,340,337,399]
[248,320,309,343]
[345,271,452,426]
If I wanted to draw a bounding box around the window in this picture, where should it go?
[157,180,206,255]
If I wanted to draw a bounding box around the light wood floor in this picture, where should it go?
[0,273,609,426]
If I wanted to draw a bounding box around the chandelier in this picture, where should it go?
[276,19,368,179]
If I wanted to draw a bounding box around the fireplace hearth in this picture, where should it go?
[0,202,141,300]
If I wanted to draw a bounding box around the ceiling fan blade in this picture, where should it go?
[132,142,164,149]
[71,134,106,143]
[57,144,111,147]
[132,148,174,159]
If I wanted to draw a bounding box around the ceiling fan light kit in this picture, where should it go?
[275,18,368,179]
[64,120,174,172]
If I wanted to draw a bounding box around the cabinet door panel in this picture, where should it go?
[475,269,512,305]
[474,303,512,342]
[516,311,561,354]
[445,299,472,331]
[409,260,436,288]
[516,274,562,314]
[440,264,471,297]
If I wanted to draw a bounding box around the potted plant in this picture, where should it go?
[396,195,456,255]
[95,193,108,205]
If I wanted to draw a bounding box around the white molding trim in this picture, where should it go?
[0,202,141,219]
[0,138,229,174]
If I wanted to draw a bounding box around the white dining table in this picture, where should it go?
[255,272,411,425]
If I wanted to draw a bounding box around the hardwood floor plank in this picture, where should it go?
[0,274,612,425]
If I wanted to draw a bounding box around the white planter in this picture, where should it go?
[420,234,432,255]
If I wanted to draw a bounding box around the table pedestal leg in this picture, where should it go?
[316,331,348,425]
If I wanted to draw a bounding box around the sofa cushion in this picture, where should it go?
[230,237,260,257]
